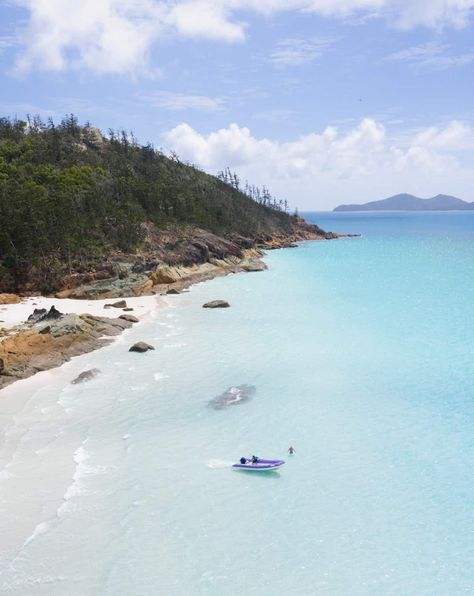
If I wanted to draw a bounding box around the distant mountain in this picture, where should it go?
[333,193,474,212]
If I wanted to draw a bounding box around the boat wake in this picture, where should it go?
[206,459,234,469]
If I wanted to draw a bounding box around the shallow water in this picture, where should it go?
[1,212,474,595]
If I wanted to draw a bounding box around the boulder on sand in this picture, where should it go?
[203,300,230,309]
[104,300,127,309]
[129,341,155,353]
[119,314,139,323]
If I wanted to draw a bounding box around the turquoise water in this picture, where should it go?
[1,212,474,595]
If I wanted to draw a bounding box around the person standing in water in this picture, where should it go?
[288,446,295,455]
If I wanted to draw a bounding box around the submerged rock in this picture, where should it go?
[209,384,256,410]
[129,341,155,353]
[203,300,230,309]
[71,368,101,384]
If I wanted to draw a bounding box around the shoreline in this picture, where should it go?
[0,249,264,391]
[0,235,336,392]
[0,294,166,391]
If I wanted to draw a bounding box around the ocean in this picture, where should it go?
[1,211,474,595]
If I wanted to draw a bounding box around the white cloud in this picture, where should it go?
[269,37,334,66]
[10,0,474,75]
[139,91,225,111]
[13,0,164,75]
[386,41,474,68]
[388,0,474,29]
[165,2,245,41]
[163,118,474,208]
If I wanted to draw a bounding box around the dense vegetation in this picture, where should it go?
[0,115,298,292]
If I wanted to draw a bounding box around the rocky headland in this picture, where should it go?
[0,116,348,392]
[0,306,138,390]
[52,222,339,301]
[0,222,343,391]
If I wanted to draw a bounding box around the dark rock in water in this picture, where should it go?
[129,341,155,353]
[122,307,134,311]
[167,288,181,295]
[203,300,230,309]
[27,308,47,323]
[71,368,101,384]
[209,384,256,410]
[119,314,139,323]
[104,300,127,309]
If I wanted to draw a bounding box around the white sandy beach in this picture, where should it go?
[0,294,164,331]
[0,292,171,576]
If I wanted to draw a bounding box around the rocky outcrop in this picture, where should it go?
[0,313,134,390]
[48,219,343,301]
[27,308,47,323]
[27,305,62,324]
[71,368,101,384]
[203,300,230,309]
[57,248,266,300]
[129,342,154,353]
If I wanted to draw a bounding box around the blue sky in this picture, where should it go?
[1,1,474,209]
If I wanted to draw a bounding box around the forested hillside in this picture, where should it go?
[0,116,320,293]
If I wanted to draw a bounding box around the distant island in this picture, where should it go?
[334,193,474,212]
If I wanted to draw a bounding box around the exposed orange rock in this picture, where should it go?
[0,313,136,390]
[0,294,21,304]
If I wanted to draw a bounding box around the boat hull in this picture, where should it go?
[232,459,285,471]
